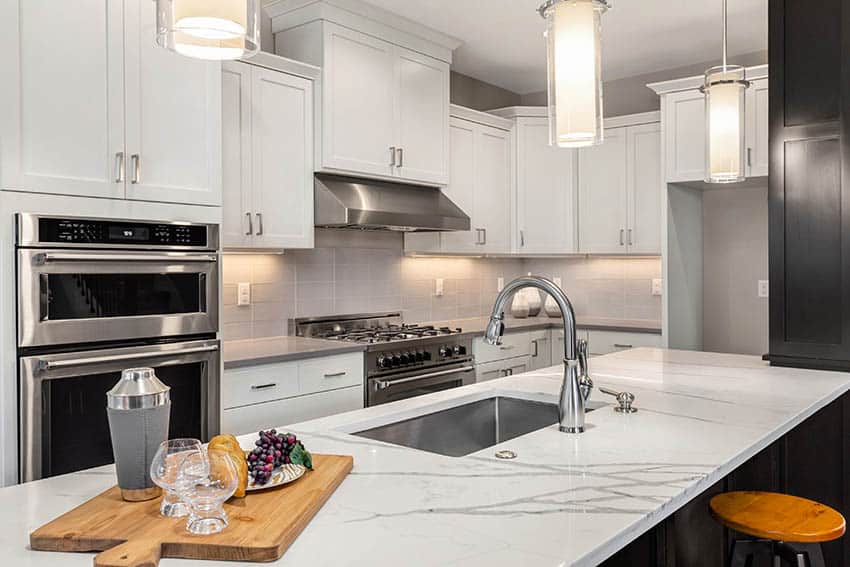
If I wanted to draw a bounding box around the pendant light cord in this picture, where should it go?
[722,0,728,70]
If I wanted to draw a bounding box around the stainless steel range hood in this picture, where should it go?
[314,174,470,232]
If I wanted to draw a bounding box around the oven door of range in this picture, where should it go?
[367,361,475,406]
[18,338,221,482]
[17,248,219,347]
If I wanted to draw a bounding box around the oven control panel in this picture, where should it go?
[36,217,209,248]
[369,339,472,375]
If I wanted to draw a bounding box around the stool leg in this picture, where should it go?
[774,542,826,567]
[729,540,772,567]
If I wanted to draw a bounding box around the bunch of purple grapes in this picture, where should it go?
[247,429,299,485]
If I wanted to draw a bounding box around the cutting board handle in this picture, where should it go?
[95,539,162,567]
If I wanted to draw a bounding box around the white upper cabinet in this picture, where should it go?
[578,127,629,253]
[0,0,126,199]
[221,56,316,250]
[514,116,578,254]
[0,0,221,205]
[627,122,662,254]
[123,0,221,206]
[269,2,455,186]
[649,65,768,183]
[436,119,478,252]
[321,23,397,178]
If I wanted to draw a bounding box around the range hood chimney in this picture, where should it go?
[314,174,470,232]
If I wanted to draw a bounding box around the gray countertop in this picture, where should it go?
[223,317,661,369]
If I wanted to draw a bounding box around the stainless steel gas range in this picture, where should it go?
[292,313,474,407]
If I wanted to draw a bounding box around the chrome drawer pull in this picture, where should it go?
[375,365,475,390]
[613,343,633,349]
[250,383,278,391]
[323,371,347,378]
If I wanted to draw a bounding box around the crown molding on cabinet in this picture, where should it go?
[240,51,321,81]
[449,104,513,132]
[647,64,768,95]
[490,107,660,129]
[264,0,462,63]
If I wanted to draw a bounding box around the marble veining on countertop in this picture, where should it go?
[6,348,850,566]
[223,336,366,368]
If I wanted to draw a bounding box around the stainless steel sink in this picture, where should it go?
[353,396,602,457]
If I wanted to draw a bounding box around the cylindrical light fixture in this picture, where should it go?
[701,0,749,183]
[539,0,609,148]
[156,0,260,61]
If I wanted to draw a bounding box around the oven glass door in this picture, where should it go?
[18,249,219,347]
[368,362,475,406]
[19,339,220,482]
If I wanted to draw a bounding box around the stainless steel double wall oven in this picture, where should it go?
[16,214,221,482]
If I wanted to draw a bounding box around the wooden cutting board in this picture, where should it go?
[30,454,353,567]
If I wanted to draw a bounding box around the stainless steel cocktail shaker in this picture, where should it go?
[106,368,171,502]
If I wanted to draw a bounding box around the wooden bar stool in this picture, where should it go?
[710,491,846,567]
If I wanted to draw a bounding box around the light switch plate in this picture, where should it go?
[435,278,444,297]
[497,277,504,292]
[651,278,663,296]
[758,280,769,298]
[237,282,251,306]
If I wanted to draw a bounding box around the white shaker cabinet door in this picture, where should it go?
[321,23,396,178]
[395,46,450,185]
[578,127,628,253]
[250,67,314,249]
[474,125,512,253]
[0,0,126,199]
[124,0,222,206]
[439,119,478,252]
[515,118,578,254]
[627,122,662,254]
[746,78,769,178]
[221,62,253,248]
[664,89,706,182]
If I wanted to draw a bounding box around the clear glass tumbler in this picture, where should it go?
[178,449,238,535]
[149,438,204,517]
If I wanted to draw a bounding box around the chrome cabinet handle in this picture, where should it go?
[396,147,403,168]
[619,229,624,246]
[747,147,753,167]
[475,228,484,245]
[250,383,278,391]
[256,213,264,236]
[499,345,515,351]
[245,212,253,236]
[375,365,475,390]
[114,152,125,183]
[38,344,219,371]
[627,229,633,246]
[613,343,633,349]
[37,252,217,263]
[520,230,525,247]
[130,154,140,184]
[481,227,486,245]
[531,339,539,358]
[323,371,347,378]
[389,146,397,167]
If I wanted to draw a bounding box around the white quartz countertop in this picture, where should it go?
[7,348,850,566]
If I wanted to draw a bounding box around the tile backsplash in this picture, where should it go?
[222,250,662,341]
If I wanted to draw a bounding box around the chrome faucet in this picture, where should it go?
[484,276,591,433]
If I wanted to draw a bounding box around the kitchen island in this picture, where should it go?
[5,348,850,566]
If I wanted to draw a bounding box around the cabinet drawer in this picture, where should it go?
[587,330,662,356]
[473,332,531,364]
[222,362,299,410]
[475,356,531,382]
[221,385,363,436]
[298,353,363,395]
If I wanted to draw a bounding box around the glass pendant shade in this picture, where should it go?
[156,0,260,61]
[540,0,608,148]
[702,65,748,183]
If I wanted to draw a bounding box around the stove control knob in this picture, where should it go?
[414,350,424,362]
[454,345,467,356]
[439,346,449,358]
[423,350,432,361]
[399,352,410,365]
[377,355,391,369]
[391,353,401,366]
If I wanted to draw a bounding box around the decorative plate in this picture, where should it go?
[245,461,307,491]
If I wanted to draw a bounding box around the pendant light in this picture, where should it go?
[701,0,749,183]
[155,0,260,61]
[539,0,610,148]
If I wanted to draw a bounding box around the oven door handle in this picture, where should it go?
[375,365,475,390]
[35,252,218,264]
[38,345,220,371]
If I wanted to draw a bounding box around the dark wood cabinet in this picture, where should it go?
[768,0,850,369]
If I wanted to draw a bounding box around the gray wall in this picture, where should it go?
[450,72,521,111]
[520,50,768,116]
[702,185,769,356]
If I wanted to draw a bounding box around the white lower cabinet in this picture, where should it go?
[221,352,364,434]
[528,329,553,370]
[586,330,662,356]
[476,357,531,382]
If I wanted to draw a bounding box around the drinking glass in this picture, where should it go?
[178,449,238,535]
[149,438,204,517]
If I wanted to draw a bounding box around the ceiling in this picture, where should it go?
[360,0,768,95]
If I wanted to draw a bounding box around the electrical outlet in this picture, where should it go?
[237,282,251,306]
[651,278,663,296]
[758,280,769,298]
[554,277,563,288]
[497,277,504,292]
[435,278,444,297]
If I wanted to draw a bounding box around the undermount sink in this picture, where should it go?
[353,395,603,457]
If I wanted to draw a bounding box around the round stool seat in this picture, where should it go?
[710,491,846,543]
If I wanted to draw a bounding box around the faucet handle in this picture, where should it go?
[576,338,593,401]
[599,386,637,413]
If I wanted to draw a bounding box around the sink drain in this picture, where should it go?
[494,450,517,460]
